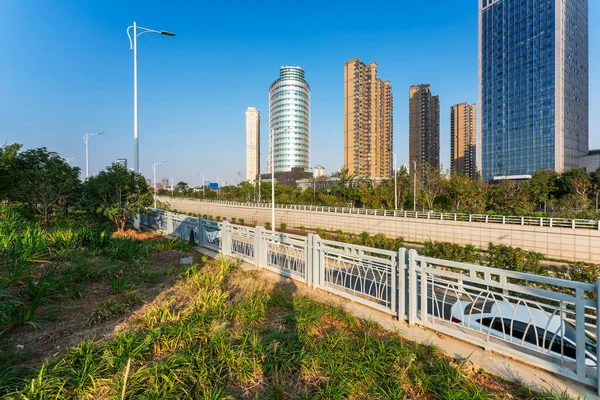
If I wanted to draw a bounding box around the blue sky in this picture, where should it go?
[0,0,598,185]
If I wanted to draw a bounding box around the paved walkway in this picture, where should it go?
[195,246,597,399]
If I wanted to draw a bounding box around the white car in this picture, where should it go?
[449,300,597,367]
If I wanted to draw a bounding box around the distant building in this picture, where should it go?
[116,158,127,170]
[579,150,600,173]
[343,58,393,178]
[313,165,326,178]
[479,0,589,181]
[160,177,169,188]
[245,107,260,182]
[260,167,312,189]
[269,66,311,173]
[450,103,477,179]
[146,178,151,186]
[409,84,440,176]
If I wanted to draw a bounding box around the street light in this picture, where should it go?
[66,157,78,166]
[127,22,176,174]
[413,160,417,212]
[83,132,104,179]
[198,174,206,198]
[152,161,167,208]
[393,153,397,210]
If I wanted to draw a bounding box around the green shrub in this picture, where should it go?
[486,243,544,274]
[231,217,237,224]
[280,222,287,232]
[239,218,244,225]
[264,222,272,230]
[422,241,481,264]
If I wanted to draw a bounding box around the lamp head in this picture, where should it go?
[160,31,176,37]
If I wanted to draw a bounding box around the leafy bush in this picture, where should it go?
[264,222,272,230]
[280,222,287,232]
[239,218,244,225]
[421,241,481,264]
[486,243,544,274]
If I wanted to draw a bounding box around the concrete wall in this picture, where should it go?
[161,197,600,264]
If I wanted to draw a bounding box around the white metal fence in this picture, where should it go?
[162,197,600,230]
[142,209,600,391]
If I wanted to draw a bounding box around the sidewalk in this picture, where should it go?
[195,246,597,399]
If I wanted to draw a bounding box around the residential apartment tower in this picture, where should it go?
[450,103,477,179]
[478,0,588,181]
[343,58,393,178]
[245,107,260,182]
[409,84,440,175]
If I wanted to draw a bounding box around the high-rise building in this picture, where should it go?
[269,66,311,173]
[160,177,169,188]
[245,107,260,182]
[343,58,393,178]
[116,158,127,170]
[409,84,440,175]
[450,103,477,179]
[478,0,588,181]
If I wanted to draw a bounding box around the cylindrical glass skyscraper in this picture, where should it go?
[269,66,310,173]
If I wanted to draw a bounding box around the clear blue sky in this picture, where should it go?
[1,0,598,185]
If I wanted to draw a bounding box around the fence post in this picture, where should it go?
[521,217,524,225]
[314,235,322,288]
[540,218,543,227]
[572,220,576,229]
[398,248,407,321]
[502,216,506,224]
[167,212,173,234]
[306,234,313,288]
[550,218,553,227]
[408,249,417,325]
[485,215,488,223]
[222,221,231,256]
[575,287,586,380]
[596,278,600,394]
[254,226,263,267]
[391,251,397,318]
[198,219,205,247]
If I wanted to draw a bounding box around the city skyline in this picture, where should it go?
[0,1,598,185]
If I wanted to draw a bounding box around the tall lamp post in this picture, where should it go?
[152,161,167,208]
[214,175,220,198]
[127,22,175,174]
[198,174,206,198]
[413,160,417,212]
[393,153,398,210]
[83,132,104,179]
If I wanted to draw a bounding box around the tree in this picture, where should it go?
[14,148,81,225]
[82,164,151,231]
[446,174,473,211]
[176,181,189,192]
[527,170,558,212]
[0,143,22,201]
[419,163,445,210]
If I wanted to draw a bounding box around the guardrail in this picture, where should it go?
[142,209,600,392]
[160,196,600,230]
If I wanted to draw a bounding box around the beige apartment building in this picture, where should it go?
[409,84,439,176]
[245,107,260,182]
[344,58,393,178]
[450,103,477,179]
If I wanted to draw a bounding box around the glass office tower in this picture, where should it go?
[269,66,311,173]
[478,0,588,181]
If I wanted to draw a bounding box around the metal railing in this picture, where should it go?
[160,197,600,230]
[143,209,600,391]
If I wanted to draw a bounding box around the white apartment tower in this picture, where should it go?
[245,107,260,182]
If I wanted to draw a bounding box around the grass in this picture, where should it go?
[0,254,575,399]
